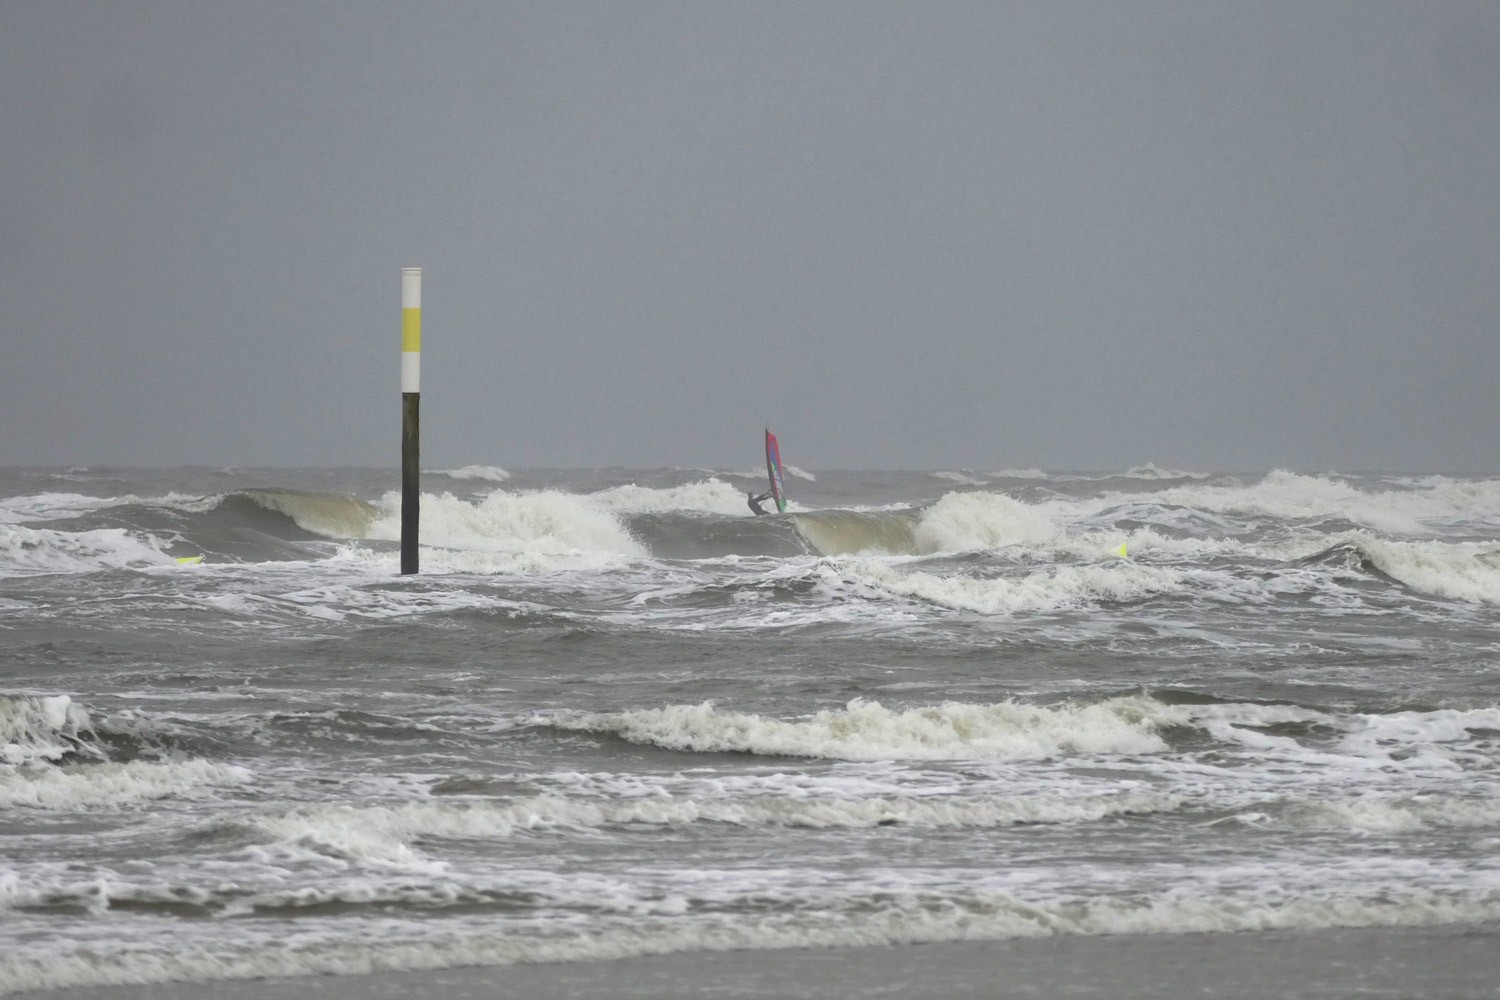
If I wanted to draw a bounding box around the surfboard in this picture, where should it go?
[764,427,788,513]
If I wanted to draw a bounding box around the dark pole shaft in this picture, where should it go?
[401,391,420,574]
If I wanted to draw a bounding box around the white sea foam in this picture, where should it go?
[0,491,115,524]
[0,875,553,919]
[1180,701,1333,731]
[1167,700,1500,779]
[1406,476,1500,525]
[0,758,252,809]
[1267,795,1500,833]
[543,697,1176,761]
[0,490,221,524]
[434,465,511,482]
[784,466,816,482]
[1021,527,1500,609]
[0,875,216,915]
[241,787,1186,859]
[989,468,1049,479]
[366,490,645,561]
[6,467,1500,1000]
[543,696,1500,771]
[1336,707,1500,771]
[912,491,1061,552]
[1236,532,1500,606]
[590,479,749,515]
[3,886,1496,996]
[329,542,631,578]
[838,559,1187,615]
[1353,537,1500,605]
[247,806,441,869]
[218,580,526,622]
[1139,470,1500,535]
[0,695,98,766]
[1049,527,1247,563]
[0,524,170,577]
[794,492,1229,561]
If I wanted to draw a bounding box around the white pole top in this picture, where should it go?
[402,267,422,310]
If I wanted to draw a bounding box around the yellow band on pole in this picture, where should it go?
[402,308,421,353]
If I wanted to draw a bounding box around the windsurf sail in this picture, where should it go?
[764,427,788,513]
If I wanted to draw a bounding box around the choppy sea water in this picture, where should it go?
[3,464,1500,994]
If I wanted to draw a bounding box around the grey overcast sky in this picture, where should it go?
[2,1,1498,471]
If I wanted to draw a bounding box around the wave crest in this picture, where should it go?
[914,492,1059,553]
[542,697,1175,761]
[837,559,1186,614]
[240,489,378,539]
[368,490,645,560]
[0,694,101,766]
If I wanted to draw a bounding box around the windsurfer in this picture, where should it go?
[747,491,773,516]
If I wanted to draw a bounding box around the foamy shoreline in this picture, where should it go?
[10,925,1498,1000]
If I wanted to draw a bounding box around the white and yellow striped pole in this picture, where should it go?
[400,266,421,575]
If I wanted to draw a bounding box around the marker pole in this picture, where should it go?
[401,267,421,575]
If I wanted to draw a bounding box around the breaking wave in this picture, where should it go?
[0,758,251,810]
[0,524,173,578]
[834,559,1185,614]
[912,491,1060,552]
[0,694,101,766]
[1296,536,1500,605]
[236,489,378,539]
[590,479,748,516]
[366,489,646,562]
[230,787,1186,867]
[792,510,921,556]
[791,493,1060,558]
[541,697,1176,761]
[1140,470,1500,535]
[10,472,1500,580]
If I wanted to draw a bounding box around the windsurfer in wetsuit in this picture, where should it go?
[747,491,773,516]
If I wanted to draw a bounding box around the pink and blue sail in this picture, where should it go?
[764,428,788,513]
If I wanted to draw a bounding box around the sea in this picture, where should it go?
[3,463,1499,995]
